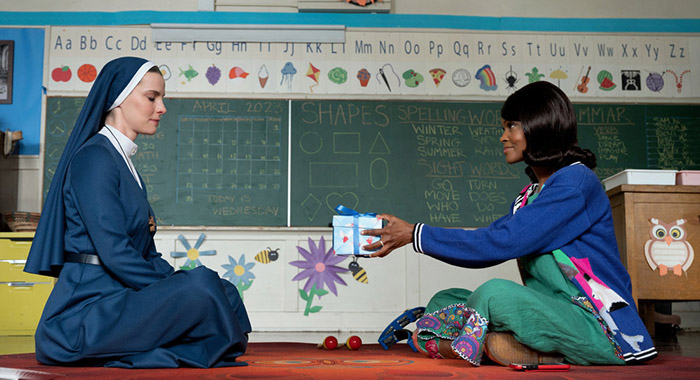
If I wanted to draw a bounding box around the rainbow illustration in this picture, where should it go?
[475,64,498,91]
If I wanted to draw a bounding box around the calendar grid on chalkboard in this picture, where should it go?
[175,115,283,203]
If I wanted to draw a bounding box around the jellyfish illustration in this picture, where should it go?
[281,62,297,91]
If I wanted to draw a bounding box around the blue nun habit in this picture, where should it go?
[25,57,251,368]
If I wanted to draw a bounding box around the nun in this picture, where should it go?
[25,56,251,368]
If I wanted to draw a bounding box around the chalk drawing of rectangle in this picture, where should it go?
[333,132,361,154]
[310,162,358,188]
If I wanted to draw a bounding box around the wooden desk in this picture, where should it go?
[607,185,700,335]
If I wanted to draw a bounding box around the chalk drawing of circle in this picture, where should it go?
[452,68,471,88]
[299,131,323,154]
[46,143,64,160]
[48,119,67,137]
[45,165,56,181]
[370,158,388,190]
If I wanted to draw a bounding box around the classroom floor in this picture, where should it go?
[1,329,699,357]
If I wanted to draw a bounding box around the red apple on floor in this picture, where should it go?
[52,66,72,82]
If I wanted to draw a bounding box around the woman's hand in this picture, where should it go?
[361,214,414,258]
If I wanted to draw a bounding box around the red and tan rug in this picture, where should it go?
[1,342,698,379]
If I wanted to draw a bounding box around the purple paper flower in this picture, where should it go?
[290,236,348,297]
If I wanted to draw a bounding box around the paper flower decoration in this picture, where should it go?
[170,233,216,270]
[222,254,256,300]
[290,236,349,315]
[222,254,256,287]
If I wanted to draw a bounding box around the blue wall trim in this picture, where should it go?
[0,11,698,33]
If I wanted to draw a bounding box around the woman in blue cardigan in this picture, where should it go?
[363,81,656,366]
[26,57,251,368]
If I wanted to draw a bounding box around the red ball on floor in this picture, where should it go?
[346,335,362,350]
[318,336,338,350]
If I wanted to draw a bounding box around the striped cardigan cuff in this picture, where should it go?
[412,223,424,253]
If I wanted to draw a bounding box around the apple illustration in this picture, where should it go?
[52,66,72,82]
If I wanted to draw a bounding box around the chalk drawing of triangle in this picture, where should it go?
[369,132,390,154]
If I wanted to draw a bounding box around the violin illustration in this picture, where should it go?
[577,66,591,93]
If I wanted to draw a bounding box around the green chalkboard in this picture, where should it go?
[290,100,700,227]
[44,97,289,226]
[44,97,699,227]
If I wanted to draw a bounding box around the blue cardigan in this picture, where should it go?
[412,163,656,363]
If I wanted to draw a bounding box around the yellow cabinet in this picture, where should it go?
[0,232,54,335]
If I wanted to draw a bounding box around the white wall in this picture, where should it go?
[2,0,698,18]
[153,228,521,335]
[396,0,699,18]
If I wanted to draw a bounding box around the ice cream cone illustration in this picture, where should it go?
[258,64,269,88]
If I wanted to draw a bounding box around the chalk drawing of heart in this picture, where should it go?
[326,192,359,213]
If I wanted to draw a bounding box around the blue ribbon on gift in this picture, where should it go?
[335,205,377,256]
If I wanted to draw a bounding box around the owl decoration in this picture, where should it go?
[644,218,695,276]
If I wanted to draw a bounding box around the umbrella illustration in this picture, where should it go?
[550,69,568,88]
[306,63,320,92]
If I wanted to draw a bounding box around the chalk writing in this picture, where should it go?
[648,117,698,170]
[593,126,628,163]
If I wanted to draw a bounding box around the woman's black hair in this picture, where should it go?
[500,81,596,182]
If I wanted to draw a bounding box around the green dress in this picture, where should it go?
[416,192,625,366]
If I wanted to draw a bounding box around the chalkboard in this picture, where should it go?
[44,97,699,227]
[44,97,289,226]
[290,100,700,227]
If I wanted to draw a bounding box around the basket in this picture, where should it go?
[2,211,41,232]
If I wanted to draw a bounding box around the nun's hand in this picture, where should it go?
[361,214,414,258]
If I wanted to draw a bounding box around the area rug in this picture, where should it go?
[0,342,698,379]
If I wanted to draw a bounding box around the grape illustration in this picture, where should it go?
[206,64,221,86]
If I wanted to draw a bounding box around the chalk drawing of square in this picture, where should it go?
[310,162,358,188]
[333,132,361,154]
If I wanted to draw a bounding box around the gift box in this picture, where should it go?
[332,205,382,256]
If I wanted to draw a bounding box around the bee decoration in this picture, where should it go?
[348,257,368,284]
[254,247,280,264]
